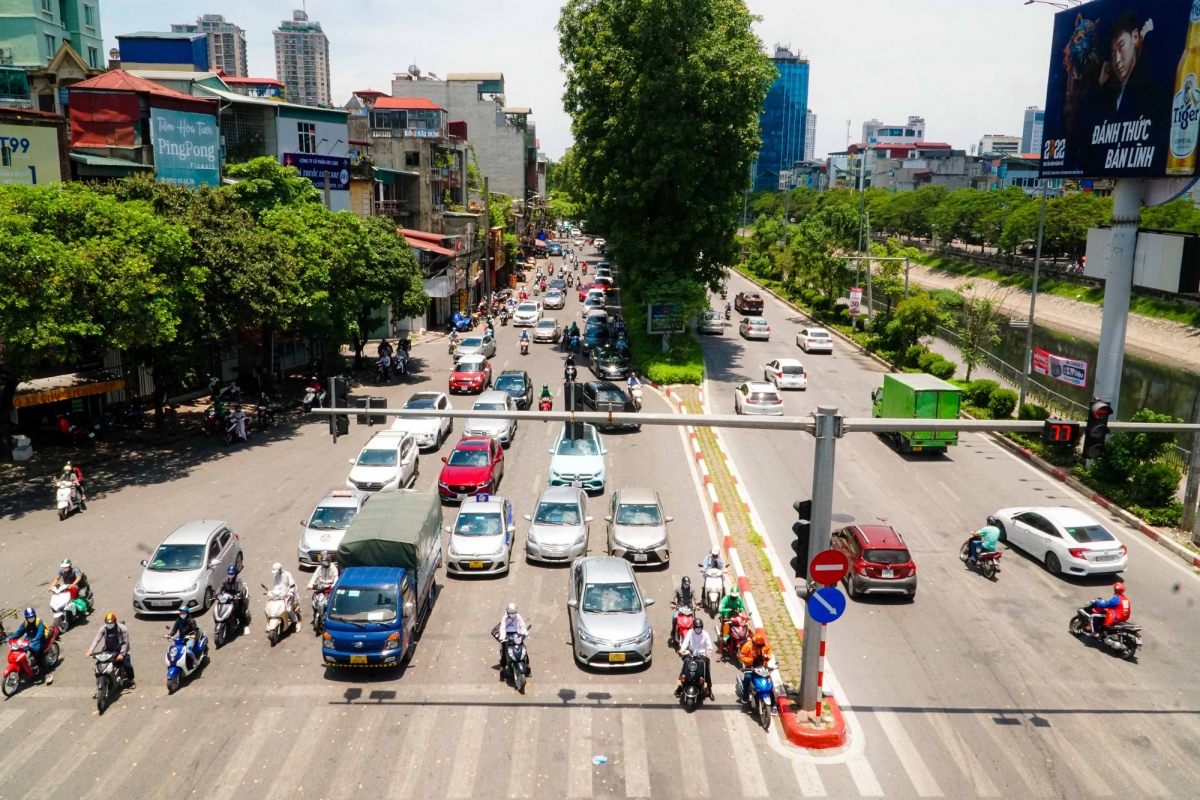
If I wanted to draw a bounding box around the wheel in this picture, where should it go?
[214,622,226,649]
[2,672,19,697]
[844,575,860,600]
[61,614,71,634]
[59,507,67,521]
[684,693,696,712]
[235,551,244,571]
[96,678,109,715]
[959,542,970,563]
[1121,637,1139,661]
[268,629,279,647]
[42,641,59,669]
[166,674,180,695]
[996,522,1007,543]
[982,559,997,580]
[1068,616,1086,635]
[203,587,215,612]
[760,699,772,732]
[514,667,527,694]
[1044,552,1062,575]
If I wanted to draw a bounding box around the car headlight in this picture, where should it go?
[549,469,562,480]
[526,529,538,545]
[577,628,604,646]
[632,626,652,644]
[183,581,199,594]
[646,537,668,550]
[448,541,461,557]
[438,481,449,489]
[488,540,508,556]
[135,582,145,594]
[574,528,588,545]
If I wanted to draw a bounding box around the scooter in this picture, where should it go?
[724,308,731,321]
[310,587,331,635]
[376,360,392,384]
[1,626,60,697]
[224,416,249,446]
[959,536,1002,579]
[629,385,643,411]
[50,583,91,633]
[303,382,326,413]
[565,364,578,382]
[262,584,298,647]
[539,397,553,412]
[164,628,208,695]
[669,605,695,650]
[721,612,750,661]
[700,566,725,616]
[737,666,776,732]
[677,652,708,711]
[393,352,408,377]
[520,338,530,356]
[255,395,276,431]
[500,309,510,327]
[499,628,532,694]
[55,479,84,521]
[213,589,248,648]
[1069,605,1142,660]
[93,650,128,714]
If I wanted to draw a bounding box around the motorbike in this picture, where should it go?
[303,382,326,414]
[500,630,532,694]
[959,536,1002,579]
[164,628,208,695]
[224,416,248,446]
[701,566,726,616]
[565,364,578,383]
[2,627,60,697]
[724,308,731,321]
[539,397,553,412]
[630,385,643,411]
[1069,605,1142,660]
[93,650,128,714]
[451,312,474,332]
[310,587,331,635]
[520,338,530,356]
[393,352,408,377]
[737,666,776,732]
[721,612,750,662]
[55,479,84,521]
[500,309,509,327]
[50,583,92,632]
[669,605,695,649]
[678,652,707,711]
[213,590,248,648]
[255,395,276,431]
[262,584,298,647]
[201,403,229,435]
[376,360,392,384]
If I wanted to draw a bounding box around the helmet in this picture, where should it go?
[752,631,766,646]
[986,516,999,526]
[693,618,704,631]
[227,565,238,576]
[60,558,72,569]
[729,585,740,597]
[272,562,282,575]
[711,547,721,558]
[1113,582,1125,594]
[178,607,190,617]
[322,551,336,563]
[506,603,518,616]
[104,613,116,626]
[23,607,35,621]
[680,576,691,591]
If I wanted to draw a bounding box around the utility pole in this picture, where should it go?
[864,212,874,322]
[1094,179,1144,416]
[1018,180,1049,410]
[1183,391,1200,536]
[799,406,841,715]
[482,176,491,306]
[323,171,331,210]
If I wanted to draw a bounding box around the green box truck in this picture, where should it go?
[871,373,962,454]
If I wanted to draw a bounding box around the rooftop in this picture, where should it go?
[70,70,215,105]
[117,30,206,41]
[373,96,446,112]
[446,72,503,82]
[222,76,285,87]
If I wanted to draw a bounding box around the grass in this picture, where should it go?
[624,304,705,385]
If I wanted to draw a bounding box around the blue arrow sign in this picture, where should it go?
[807,586,847,624]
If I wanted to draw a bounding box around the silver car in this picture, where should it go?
[462,390,518,446]
[739,317,770,340]
[606,488,672,565]
[697,310,724,335]
[297,489,369,568]
[133,520,243,614]
[525,486,592,563]
[446,496,517,576]
[544,290,566,310]
[734,381,784,416]
[454,333,497,361]
[568,556,655,668]
[533,318,561,343]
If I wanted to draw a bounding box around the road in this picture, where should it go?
[702,271,1200,798]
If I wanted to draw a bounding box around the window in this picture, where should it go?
[297,122,316,154]
[41,0,52,12]
[84,4,94,26]
[44,34,55,57]
[207,538,221,562]
[1,145,10,167]
[87,47,98,68]
[405,151,420,167]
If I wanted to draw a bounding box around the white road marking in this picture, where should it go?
[792,760,827,796]
[568,706,592,797]
[81,715,167,800]
[846,756,885,796]
[507,705,540,798]
[875,710,944,796]
[620,707,651,798]
[723,710,769,797]
[267,707,330,800]
[0,708,25,735]
[672,708,710,797]
[936,480,962,503]
[389,705,438,799]
[445,705,488,797]
[1078,715,1169,796]
[0,709,70,787]
[209,707,285,800]
[974,714,1053,797]
[927,712,1000,796]
[1040,723,1113,797]
[24,713,115,800]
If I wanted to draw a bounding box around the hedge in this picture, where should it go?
[988,388,1018,419]
[624,305,705,385]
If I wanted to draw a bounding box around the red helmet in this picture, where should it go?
[752,631,766,646]
[1113,582,1125,594]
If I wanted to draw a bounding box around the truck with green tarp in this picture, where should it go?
[322,491,442,667]
[871,372,962,454]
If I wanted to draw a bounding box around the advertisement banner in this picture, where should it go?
[150,109,219,188]
[647,302,686,335]
[0,125,62,185]
[848,287,863,317]
[1041,0,1200,179]
[282,152,350,191]
[1032,347,1090,387]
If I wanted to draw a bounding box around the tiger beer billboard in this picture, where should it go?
[1041,0,1200,179]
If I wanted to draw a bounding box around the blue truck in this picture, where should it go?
[323,491,442,668]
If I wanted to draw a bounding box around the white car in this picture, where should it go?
[734,381,784,416]
[390,391,453,449]
[346,431,419,492]
[993,506,1128,577]
[764,358,807,390]
[462,390,518,446]
[593,238,606,249]
[544,289,566,310]
[132,521,242,614]
[513,301,542,327]
[797,327,833,353]
[297,489,369,568]
[446,495,517,576]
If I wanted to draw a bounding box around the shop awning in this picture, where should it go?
[374,166,419,186]
[13,377,126,408]
[424,275,453,298]
[405,236,456,257]
[70,152,153,179]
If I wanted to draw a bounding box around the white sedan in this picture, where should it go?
[797,327,833,353]
[513,301,542,327]
[733,381,784,415]
[993,506,1128,577]
[764,358,807,390]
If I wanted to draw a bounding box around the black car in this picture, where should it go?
[582,381,640,429]
[590,345,632,380]
[584,325,612,350]
[494,369,534,409]
[549,278,567,291]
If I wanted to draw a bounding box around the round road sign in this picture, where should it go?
[807,586,847,625]
[809,549,850,586]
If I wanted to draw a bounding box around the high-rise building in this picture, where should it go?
[0,0,104,69]
[1021,106,1044,155]
[978,134,1021,156]
[862,116,926,144]
[753,45,809,192]
[171,14,247,77]
[273,9,330,107]
[804,110,817,161]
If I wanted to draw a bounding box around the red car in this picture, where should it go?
[577,282,596,302]
[832,524,917,600]
[438,437,504,501]
[449,356,492,394]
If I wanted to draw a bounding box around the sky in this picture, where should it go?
[103,0,1060,161]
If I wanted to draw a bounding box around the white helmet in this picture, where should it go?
[271,562,282,575]
[711,547,721,557]
[506,602,518,615]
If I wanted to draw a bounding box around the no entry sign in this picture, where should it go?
[809,549,849,586]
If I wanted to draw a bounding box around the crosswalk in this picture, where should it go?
[0,692,1197,799]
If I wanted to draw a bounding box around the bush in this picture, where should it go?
[925,358,957,381]
[1017,403,1051,420]
[906,344,930,367]
[624,305,705,385]
[901,366,922,374]
[915,350,940,370]
[964,379,999,407]
[988,388,1018,419]
[1131,461,1182,507]
[928,289,964,310]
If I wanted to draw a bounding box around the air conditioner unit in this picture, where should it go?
[0,48,13,62]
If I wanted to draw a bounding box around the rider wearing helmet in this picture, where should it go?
[495,602,529,670]
[718,585,746,644]
[218,564,248,629]
[738,631,774,704]
[86,612,133,690]
[7,608,52,683]
[969,516,1002,563]
[271,562,299,625]
[50,558,89,599]
[671,576,696,629]
[677,616,715,700]
[166,606,201,652]
[308,552,339,591]
[1090,582,1131,636]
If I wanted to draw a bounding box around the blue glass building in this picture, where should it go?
[753,46,809,192]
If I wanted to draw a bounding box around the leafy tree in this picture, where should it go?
[225,156,322,219]
[883,295,944,355]
[954,281,1009,381]
[1041,192,1111,261]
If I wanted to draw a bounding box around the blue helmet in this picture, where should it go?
[23,607,35,621]
[178,607,190,617]
[227,565,238,576]
[986,516,999,526]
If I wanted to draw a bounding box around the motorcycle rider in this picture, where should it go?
[86,613,134,691]
[738,631,774,705]
[271,562,300,626]
[724,300,732,317]
[50,558,89,598]
[1089,582,1131,636]
[377,350,393,382]
[218,565,248,629]
[701,546,732,596]
[308,553,340,591]
[228,405,248,442]
[676,617,715,700]
[165,607,202,663]
[671,576,696,631]
[495,602,529,673]
[718,586,747,646]
[7,608,52,683]
[519,329,531,351]
[968,516,1002,563]
[377,338,393,360]
[60,461,85,504]
[564,353,578,382]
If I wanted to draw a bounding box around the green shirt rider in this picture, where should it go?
[718,586,746,643]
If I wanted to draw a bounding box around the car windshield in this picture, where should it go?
[308,506,358,530]
[494,375,525,392]
[454,512,505,536]
[780,365,804,375]
[550,280,565,289]
[357,448,397,467]
[616,503,662,525]
[534,501,582,525]
[556,437,600,456]
[448,450,490,467]
[327,586,397,623]
[148,543,206,571]
[536,320,556,329]
[862,548,910,565]
[457,360,486,373]
[749,392,778,402]
[749,318,767,326]
[518,303,538,313]
[582,582,641,613]
[596,389,628,403]
[461,337,483,348]
[473,402,506,412]
[810,330,831,338]
[1064,524,1116,543]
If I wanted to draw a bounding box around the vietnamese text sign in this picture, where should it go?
[150,109,219,188]
[647,302,686,335]
[0,125,62,185]
[282,152,350,191]
[1041,0,1200,179]
[1032,347,1090,387]
[848,287,863,317]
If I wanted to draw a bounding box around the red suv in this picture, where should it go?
[438,437,504,502]
[832,525,917,599]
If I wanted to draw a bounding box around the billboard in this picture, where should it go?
[1041,0,1200,179]
[281,152,350,191]
[0,125,62,185]
[1033,347,1090,388]
[150,109,219,188]
[647,302,686,335]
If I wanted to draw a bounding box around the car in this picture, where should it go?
[549,278,567,291]
[606,488,671,565]
[462,390,518,446]
[297,489,370,568]
[133,520,243,614]
[548,422,608,493]
[581,380,639,429]
[993,506,1128,577]
[594,267,612,280]
[584,308,610,326]
[593,238,607,250]
[797,327,834,354]
[567,556,655,668]
[832,524,917,599]
[734,291,764,314]
[346,431,419,492]
[438,436,505,501]
[446,495,517,576]
[453,333,497,361]
[525,486,592,563]
[697,310,724,335]
[513,301,542,327]
[449,355,492,394]
[586,289,606,305]
[739,317,770,340]
[734,381,784,416]
[570,228,582,237]
[574,237,585,248]
[544,289,566,310]
[390,391,453,449]
[583,325,612,351]
[533,318,561,343]
[583,299,607,318]
[589,347,632,380]
[593,275,614,293]
[548,242,564,256]
[764,358,807,390]
[578,282,596,302]
[493,369,533,409]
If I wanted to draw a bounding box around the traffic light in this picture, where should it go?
[1083,400,1114,459]
[792,499,812,580]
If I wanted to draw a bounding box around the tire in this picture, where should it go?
[514,667,526,694]
[214,622,226,649]
[996,522,1008,544]
[96,677,109,715]
[759,698,772,732]
[1121,637,1139,661]
[2,672,19,697]
[1068,615,1086,636]
[60,614,70,634]
[43,641,59,669]
[59,507,67,521]
[235,551,244,571]
[982,559,997,580]
[1044,552,1062,575]
[268,629,279,647]
[684,692,696,713]
[166,673,180,695]
[959,542,970,563]
[844,575,860,600]
[203,587,215,613]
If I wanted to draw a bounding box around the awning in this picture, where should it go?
[405,236,455,257]
[374,166,419,185]
[14,378,126,408]
[423,275,452,298]
[70,152,153,179]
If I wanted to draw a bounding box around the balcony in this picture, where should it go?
[375,200,417,219]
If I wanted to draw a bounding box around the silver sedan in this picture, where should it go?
[606,488,672,565]
[525,486,592,563]
[738,317,770,340]
[532,318,561,343]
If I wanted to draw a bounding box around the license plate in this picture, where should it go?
[608,652,626,663]
[149,600,173,607]
[571,480,583,488]
[456,493,467,501]
[350,655,367,664]
[881,569,894,578]
[911,446,923,452]
[468,561,484,569]
[1096,554,1117,562]
[633,554,648,563]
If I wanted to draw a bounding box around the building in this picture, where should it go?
[0,0,103,69]
[0,105,69,184]
[842,141,981,193]
[804,110,816,162]
[223,75,285,100]
[752,45,809,192]
[978,134,1021,156]
[1021,106,1044,156]
[116,31,209,72]
[390,68,536,199]
[171,14,247,78]
[862,116,925,144]
[22,41,104,114]
[973,152,1064,195]
[273,9,330,107]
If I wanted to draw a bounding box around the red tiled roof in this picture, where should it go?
[373,97,445,111]
[69,70,211,104]
[399,228,447,244]
[223,76,284,87]
[0,106,62,119]
[405,236,455,257]
[355,89,386,97]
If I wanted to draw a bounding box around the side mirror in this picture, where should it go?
[441,456,448,463]
[601,448,608,455]
[403,602,415,617]
[567,598,578,609]
[585,515,594,523]
[644,598,655,607]
[209,558,221,569]
[548,449,554,455]
[523,514,532,521]
[604,515,612,521]
[508,525,517,532]
[444,526,453,533]
[348,458,356,465]
[140,560,148,567]
[665,516,674,523]
[300,519,308,527]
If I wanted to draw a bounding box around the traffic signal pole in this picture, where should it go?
[1094,179,1144,416]
[799,406,841,716]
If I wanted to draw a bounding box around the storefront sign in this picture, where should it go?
[848,287,863,317]
[150,109,219,188]
[281,152,350,191]
[0,125,61,185]
[647,302,686,335]
[1032,347,1090,387]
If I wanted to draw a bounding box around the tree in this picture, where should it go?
[225,157,322,219]
[884,295,944,355]
[954,281,1009,380]
[559,0,775,304]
